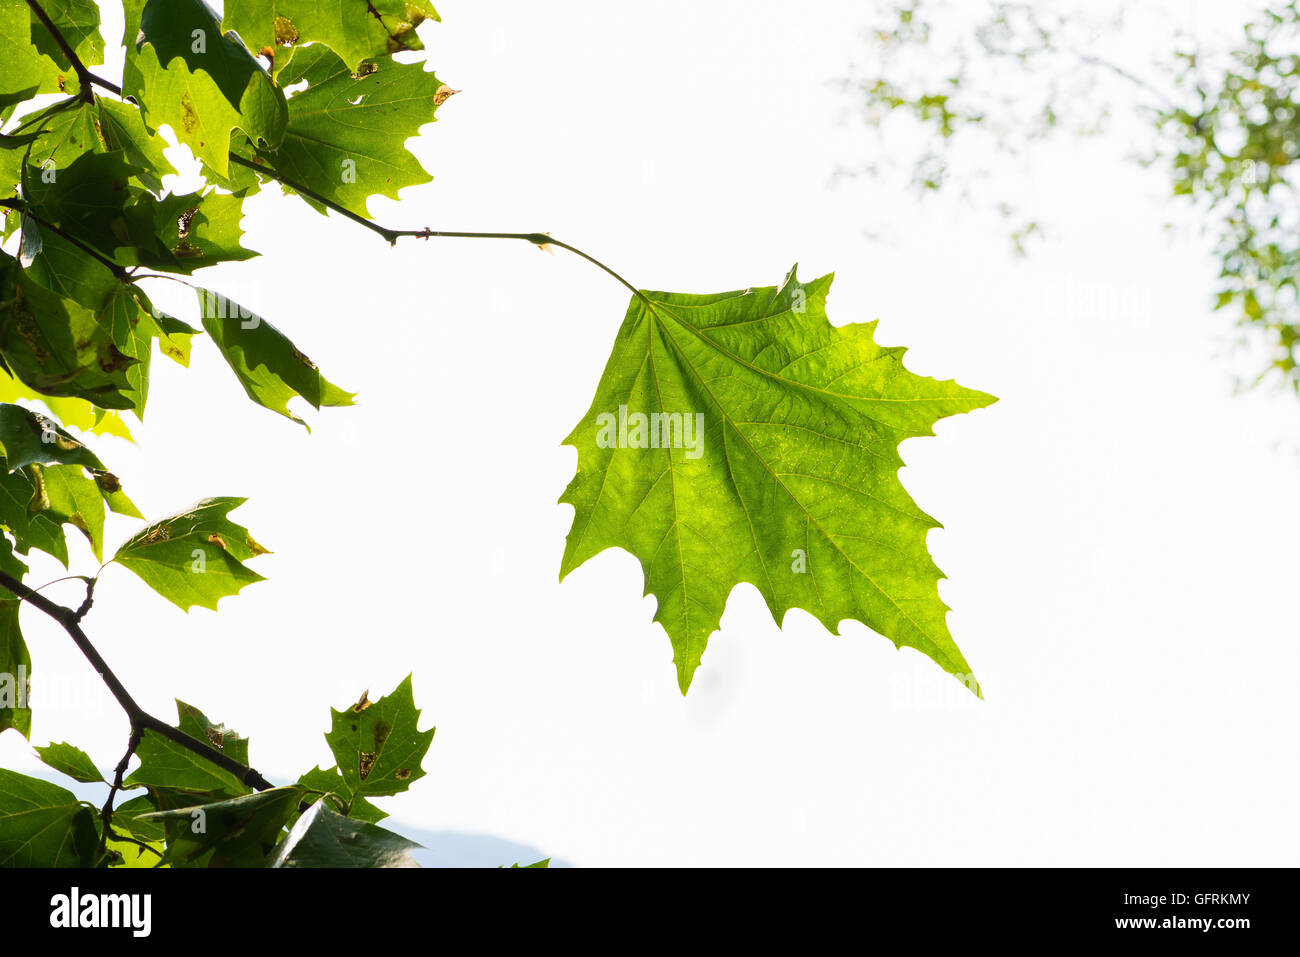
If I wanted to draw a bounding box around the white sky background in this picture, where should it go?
[2,0,1298,865]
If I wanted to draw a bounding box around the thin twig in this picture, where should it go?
[0,570,274,792]
[87,73,123,97]
[0,199,129,280]
[16,14,647,305]
[1065,48,1180,113]
[24,0,97,102]
[72,575,95,623]
[97,725,143,861]
[226,154,651,304]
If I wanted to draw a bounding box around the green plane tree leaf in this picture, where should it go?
[140,787,304,866]
[254,43,448,217]
[561,267,995,693]
[197,287,353,426]
[267,800,421,868]
[126,700,254,795]
[35,741,105,783]
[325,676,434,802]
[112,496,269,610]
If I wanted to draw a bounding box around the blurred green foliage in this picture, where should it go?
[854,1,1300,391]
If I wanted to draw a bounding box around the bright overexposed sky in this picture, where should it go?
[2,0,1297,866]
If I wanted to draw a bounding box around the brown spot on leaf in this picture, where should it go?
[140,525,173,545]
[273,16,299,46]
[177,206,199,239]
[358,751,376,780]
[206,533,227,550]
[180,92,199,134]
[352,690,371,713]
[372,719,390,750]
[92,470,122,494]
[395,768,411,781]
[97,341,132,373]
[434,86,460,107]
[13,292,47,357]
[205,727,225,749]
[171,240,203,259]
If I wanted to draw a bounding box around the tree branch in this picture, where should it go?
[0,570,274,792]
[1063,47,1180,113]
[97,725,143,862]
[226,154,652,305]
[0,199,129,280]
[25,0,101,102]
[22,3,647,307]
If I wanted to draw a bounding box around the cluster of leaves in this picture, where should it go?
[849,1,1125,251]
[852,0,1300,390]
[0,0,452,867]
[0,678,455,868]
[0,406,278,741]
[1156,2,1300,390]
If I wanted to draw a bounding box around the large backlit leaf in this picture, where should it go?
[561,267,995,693]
